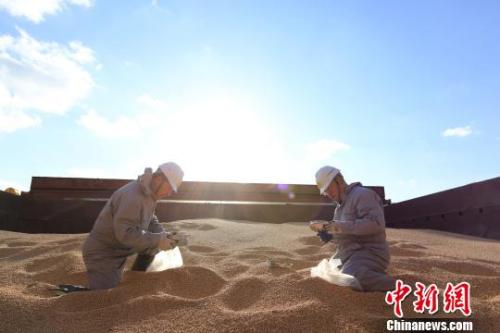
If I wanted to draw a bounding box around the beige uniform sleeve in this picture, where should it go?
[112,195,164,252]
[337,189,385,235]
[148,214,165,234]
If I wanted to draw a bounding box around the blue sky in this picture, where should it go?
[0,0,499,202]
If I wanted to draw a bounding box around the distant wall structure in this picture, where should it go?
[3,176,386,234]
[385,177,500,240]
[0,190,21,231]
[2,176,498,240]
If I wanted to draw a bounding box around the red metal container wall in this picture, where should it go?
[385,177,500,240]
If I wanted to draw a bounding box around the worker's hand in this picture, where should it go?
[158,237,176,251]
[309,220,329,232]
[170,232,188,246]
[327,221,341,234]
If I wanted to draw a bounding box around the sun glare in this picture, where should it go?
[165,92,287,184]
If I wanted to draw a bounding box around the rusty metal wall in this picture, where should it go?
[3,175,499,239]
[0,191,21,231]
[18,197,336,233]
[28,176,386,203]
[385,177,500,240]
[8,176,352,233]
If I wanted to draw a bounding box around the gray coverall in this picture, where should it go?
[330,182,396,292]
[82,168,166,290]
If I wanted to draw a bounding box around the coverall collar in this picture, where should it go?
[138,167,157,200]
[338,182,362,206]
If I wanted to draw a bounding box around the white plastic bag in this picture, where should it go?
[311,258,362,290]
[146,247,184,272]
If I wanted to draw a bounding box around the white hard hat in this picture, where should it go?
[158,162,184,193]
[315,165,340,194]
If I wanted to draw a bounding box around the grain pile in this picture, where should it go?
[0,219,499,332]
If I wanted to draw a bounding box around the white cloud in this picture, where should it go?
[0,109,41,133]
[306,139,351,161]
[78,110,143,139]
[79,94,170,139]
[0,0,92,23]
[68,41,96,64]
[136,94,168,111]
[442,126,472,137]
[0,29,96,133]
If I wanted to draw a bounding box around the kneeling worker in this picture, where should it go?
[311,166,395,292]
[82,162,183,290]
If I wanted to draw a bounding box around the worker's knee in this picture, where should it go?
[87,269,123,290]
[340,259,395,292]
[355,270,396,292]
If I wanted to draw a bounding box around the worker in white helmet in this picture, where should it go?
[82,162,184,290]
[310,166,395,292]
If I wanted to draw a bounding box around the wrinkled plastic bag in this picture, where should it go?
[311,258,362,290]
[147,247,184,272]
[132,247,184,272]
